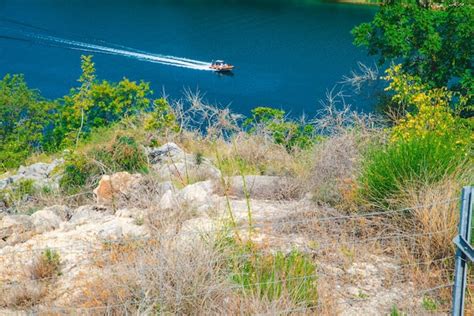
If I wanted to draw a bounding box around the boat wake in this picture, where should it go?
[0,24,212,71]
[37,33,213,71]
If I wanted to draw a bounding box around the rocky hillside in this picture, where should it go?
[0,142,453,315]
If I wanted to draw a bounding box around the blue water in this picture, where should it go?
[0,0,376,115]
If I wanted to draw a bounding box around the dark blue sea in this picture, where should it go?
[0,0,376,115]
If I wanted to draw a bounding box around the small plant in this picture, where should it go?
[244,107,315,151]
[0,179,36,209]
[227,241,318,306]
[195,151,204,165]
[422,296,438,311]
[30,249,61,280]
[60,134,148,192]
[134,217,144,226]
[390,305,405,316]
[108,135,149,173]
[60,153,99,193]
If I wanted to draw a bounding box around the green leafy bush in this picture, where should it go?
[358,132,469,206]
[144,98,179,134]
[0,56,154,171]
[60,153,100,193]
[244,107,315,151]
[95,135,149,174]
[56,56,152,147]
[227,242,318,305]
[60,135,148,192]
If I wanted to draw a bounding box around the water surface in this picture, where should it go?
[0,0,376,115]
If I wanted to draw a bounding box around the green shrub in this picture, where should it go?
[0,57,153,171]
[144,98,179,134]
[358,132,469,206]
[422,296,438,311]
[90,135,148,173]
[0,179,36,208]
[244,107,315,151]
[60,153,100,193]
[110,135,148,173]
[60,135,148,193]
[228,242,318,305]
[0,74,57,171]
[390,305,405,316]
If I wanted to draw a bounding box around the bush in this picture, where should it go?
[359,65,473,206]
[144,98,179,134]
[228,241,318,306]
[30,249,61,280]
[358,132,468,206]
[0,57,154,170]
[60,135,148,193]
[59,153,100,193]
[244,107,315,151]
[93,135,149,174]
[0,74,57,171]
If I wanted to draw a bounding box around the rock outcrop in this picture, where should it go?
[147,142,221,181]
[93,172,143,205]
[0,159,63,191]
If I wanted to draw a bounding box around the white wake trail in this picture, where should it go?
[30,33,213,71]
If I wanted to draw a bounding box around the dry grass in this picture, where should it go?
[0,91,468,314]
[0,250,60,309]
[305,132,364,207]
[71,233,323,315]
[395,178,460,262]
[0,282,46,308]
[30,249,61,281]
[74,236,233,314]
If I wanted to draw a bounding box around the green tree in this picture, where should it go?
[55,55,153,147]
[0,56,155,170]
[352,0,473,111]
[0,74,56,170]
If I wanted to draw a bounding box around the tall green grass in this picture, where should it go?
[223,239,318,306]
[358,132,470,206]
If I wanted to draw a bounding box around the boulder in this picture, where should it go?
[147,142,221,182]
[115,207,147,220]
[160,190,178,210]
[218,175,289,199]
[67,205,111,227]
[0,215,34,246]
[31,210,63,233]
[40,205,72,221]
[146,142,185,164]
[179,180,215,205]
[0,159,63,191]
[93,172,143,205]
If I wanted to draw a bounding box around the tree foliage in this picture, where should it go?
[0,55,153,171]
[352,0,473,109]
[0,74,57,169]
[244,107,315,150]
[57,55,152,147]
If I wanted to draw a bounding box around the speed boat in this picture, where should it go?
[210,60,234,72]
